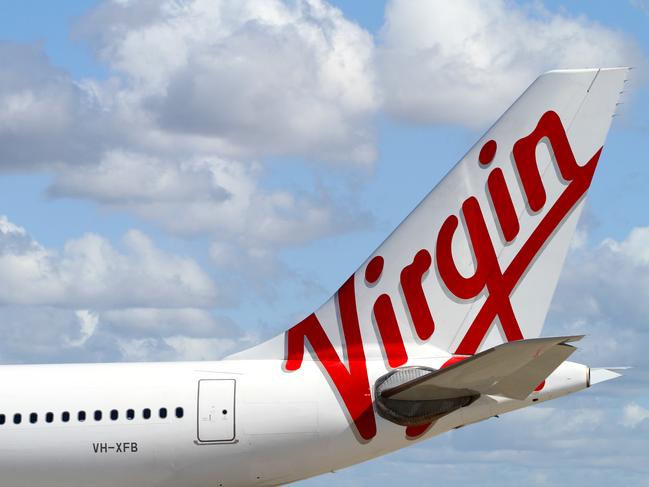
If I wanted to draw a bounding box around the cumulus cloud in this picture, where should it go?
[48,150,228,205]
[104,306,261,361]
[379,0,639,127]
[0,1,378,263]
[0,305,249,364]
[0,215,217,308]
[0,1,642,357]
[531,225,649,403]
[99,307,235,339]
[602,226,649,265]
[0,1,379,168]
[75,0,379,163]
[111,333,254,362]
[0,0,384,366]
[0,42,111,170]
[1,0,638,268]
[0,216,255,363]
[49,152,366,244]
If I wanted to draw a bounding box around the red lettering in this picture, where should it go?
[366,255,409,367]
[455,112,601,354]
[365,256,384,285]
[437,196,524,349]
[285,110,603,442]
[285,276,376,440]
[400,250,435,340]
[479,139,497,165]
[373,294,408,368]
[513,110,584,211]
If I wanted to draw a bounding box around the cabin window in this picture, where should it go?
[0,405,189,426]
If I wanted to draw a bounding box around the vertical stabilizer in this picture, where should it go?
[230,68,628,441]
[234,68,628,364]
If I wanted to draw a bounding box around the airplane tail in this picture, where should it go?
[232,68,629,364]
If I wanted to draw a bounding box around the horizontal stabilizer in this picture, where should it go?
[383,336,582,401]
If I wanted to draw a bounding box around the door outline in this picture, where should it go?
[196,379,237,444]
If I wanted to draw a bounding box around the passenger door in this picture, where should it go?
[197,379,236,442]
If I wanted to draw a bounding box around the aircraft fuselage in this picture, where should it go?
[0,358,588,487]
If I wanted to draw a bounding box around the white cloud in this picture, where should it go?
[0,1,378,261]
[161,334,256,361]
[602,226,649,265]
[48,150,228,205]
[66,310,99,347]
[49,152,366,247]
[0,0,381,364]
[550,226,649,335]
[0,304,251,364]
[0,215,218,308]
[0,43,110,170]
[114,336,240,362]
[99,307,235,338]
[2,0,635,269]
[0,216,261,364]
[76,0,379,163]
[538,227,649,400]
[0,306,96,363]
[379,0,639,126]
[622,402,649,428]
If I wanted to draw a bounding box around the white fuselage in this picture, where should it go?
[0,358,588,487]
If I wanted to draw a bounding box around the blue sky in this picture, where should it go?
[0,1,648,485]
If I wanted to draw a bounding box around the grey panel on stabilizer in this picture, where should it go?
[383,335,582,401]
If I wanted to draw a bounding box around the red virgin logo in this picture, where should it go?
[284,111,602,442]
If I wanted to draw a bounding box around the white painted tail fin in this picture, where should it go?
[232,68,629,365]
